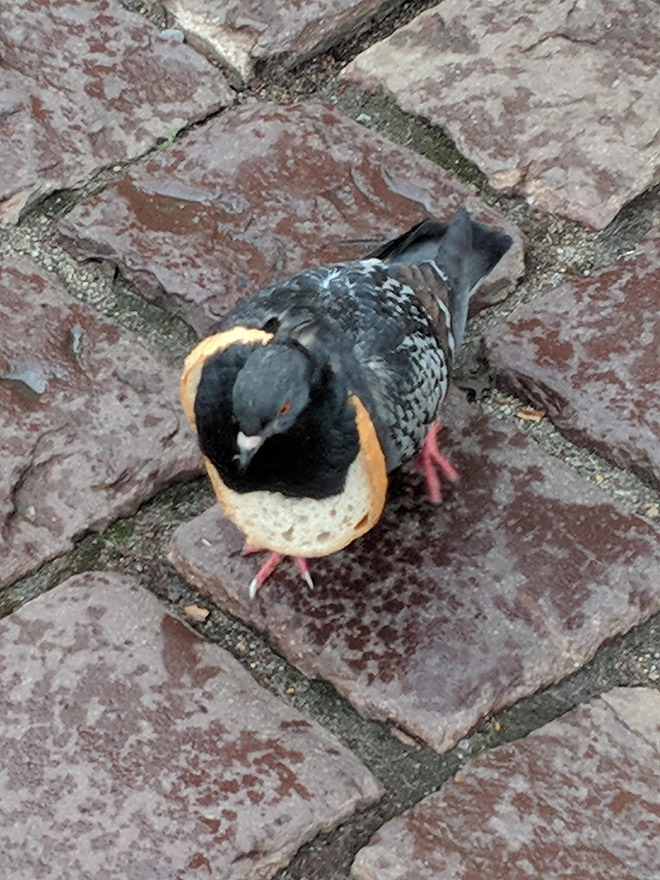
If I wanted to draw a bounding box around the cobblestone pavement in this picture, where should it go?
[1,0,659,878]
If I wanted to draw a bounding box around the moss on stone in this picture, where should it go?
[338,88,492,195]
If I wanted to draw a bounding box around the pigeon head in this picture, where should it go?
[232,341,312,469]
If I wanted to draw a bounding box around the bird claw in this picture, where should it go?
[246,550,313,599]
[294,556,314,590]
[248,551,283,599]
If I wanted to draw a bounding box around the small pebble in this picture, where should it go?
[160,28,185,42]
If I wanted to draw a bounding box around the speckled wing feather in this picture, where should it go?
[219,258,451,470]
[369,211,514,348]
[218,208,512,472]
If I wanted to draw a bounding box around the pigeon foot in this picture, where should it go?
[414,419,459,504]
[246,549,314,599]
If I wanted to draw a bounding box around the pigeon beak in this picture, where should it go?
[236,431,264,470]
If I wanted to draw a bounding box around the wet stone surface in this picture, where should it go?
[0,0,232,225]
[168,393,660,754]
[161,0,396,85]
[0,254,200,589]
[341,0,660,229]
[483,229,660,491]
[0,573,382,879]
[58,101,524,336]
[351,687,660,880]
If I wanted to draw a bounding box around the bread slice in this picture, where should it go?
[180,328,388,557]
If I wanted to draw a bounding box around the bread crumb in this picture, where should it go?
[391,727,421,749]
[182,604,210,622]
[515,408,544,423]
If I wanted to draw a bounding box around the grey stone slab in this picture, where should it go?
[483,230,660,490]
[0,254,200,589]
[341,0,660,229]
[0,0,232,225]
[351,687,660,880]
[167,393,660,754]
[0,573,382,880]
[58,100,524,336]
[162,0,396,84]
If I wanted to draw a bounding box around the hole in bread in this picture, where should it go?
[316,531,331,542]
[282,527,294,541]
[329,508,337,518]
[354,514,369,530]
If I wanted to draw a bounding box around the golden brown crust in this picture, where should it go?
[347,394,388,538]
[180,332,388,557]
[202,456,247,543]
[179,327,273,428]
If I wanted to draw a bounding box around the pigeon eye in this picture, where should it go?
[263,317,280,333]
[278,400,291,416]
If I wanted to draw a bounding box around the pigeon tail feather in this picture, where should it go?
[369,207,512,349]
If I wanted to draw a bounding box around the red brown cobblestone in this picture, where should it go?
[483,229,660,490]
[0,254,200,588]
[162,0,398,84]
[352,687,660,879]
[0,0,232,225]
[341,0,660,229]
[0,573,383,879]
[168,394,660,754]
[58,101,524,336]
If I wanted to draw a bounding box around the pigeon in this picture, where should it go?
[180,207,512,597]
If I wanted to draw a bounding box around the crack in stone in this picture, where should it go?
[2,422,69,540]
[520,31,602,55]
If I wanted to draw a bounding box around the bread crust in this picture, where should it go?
[180,327,388,557]
[180,327,273,428]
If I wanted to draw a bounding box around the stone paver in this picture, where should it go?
[0,254,200,589]
[351,687,660,880]
[340,0,660,229]
[162,0,395,84]
[483,229,660,491]
[168,393,660,754]
[0,0,232,225]
[0,572,383,880]
[58,101,524,336]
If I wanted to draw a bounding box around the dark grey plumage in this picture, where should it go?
[217,207,512,472]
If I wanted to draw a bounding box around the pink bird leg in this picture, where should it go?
[246,549,314,599]
[414,419,459,504]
